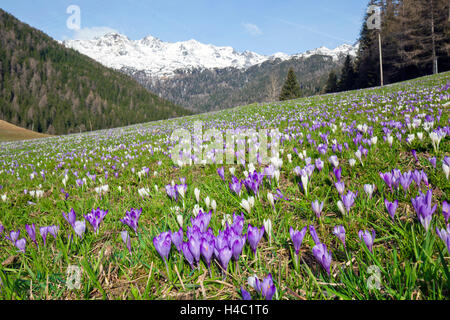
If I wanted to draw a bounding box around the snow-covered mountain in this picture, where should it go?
[63,32,358,78]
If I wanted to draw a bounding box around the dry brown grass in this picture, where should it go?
[0,120,51,141]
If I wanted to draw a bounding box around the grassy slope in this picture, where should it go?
[0,120,50,141]
[0,72,448,300]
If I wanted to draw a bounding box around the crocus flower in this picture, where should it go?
[436,225,450,255]
[333,225,346,248]
[443,201,449,224]
[217,246,232,273]
[73,221,86,238]
[194,188,200,203]
[40,227,49,246]
[25,223,37,246]
[384,199,399,221]
[153,231,172,262]
[121,230,132,254]
[329,155,339,168]
[229,176,242,196]
[411,189,437,231]
[315,158,324,171]
[171,227,184,252]
[247,224,265,256]
[182,242,195,269]
[358,229,376,253]
[364,184,375,199]
[62,208,77,228]
[165,184,178,201]
[311,200,324,219]
[120,208,142,234]
[241,287,252,300]
[289,226,307,259]
[309,225,321,245]
[263,218,272,245]
[429,157,437,168]
[334,181,345,195]
[200,238,215,268]
[217,167,225,181]
[6,230,20,244]
[84,208,108,233]
[230,234,246,261]
[341,191,357,214]
[333,167,342,182]
[260,274,276,300]
[312,243,332,275]
[15,238,26,253]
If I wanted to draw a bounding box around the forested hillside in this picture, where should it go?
[0,9,191,135]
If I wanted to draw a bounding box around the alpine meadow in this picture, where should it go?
[0,0,449,304]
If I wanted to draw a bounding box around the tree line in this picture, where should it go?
[325,0,449,93]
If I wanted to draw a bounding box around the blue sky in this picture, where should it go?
[1,0,368,55]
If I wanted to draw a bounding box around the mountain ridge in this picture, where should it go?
[63,32,358,78]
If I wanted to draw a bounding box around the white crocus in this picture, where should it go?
[194,188,200,203]
[204,196,211,209]
[177,214,183,228]
[267,192,275,210]
[264,218,272,245]
[443,162,449,180]
[193,204,203,217]
[1,194,7,202]
[364,184,375,199]
[387,135,393,147]
[137,187,150,197]
[337,200,346,216]
[349,158,356,167]
[287,153,292,163]
[229,167,236,175]
[221,214,232,227]
[211,199,217,213]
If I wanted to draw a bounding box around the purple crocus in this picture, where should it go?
[289,226,307,255]
[25,223,37,246]
[241,287,252,300]
[165,184,178,202]
[334,181,345,196]
[171,227,184,252]
[341,191,357,214]
[230,234,246,261]
[40,227,49,246]
[442,201,449,224]
[121,230,132,254]
[411,189,437,231]
[62,208,77,228]
[312,243,332,275]
[153,231,172,262]
[358,229,376,253]
[399,171,412,195]
[6,230,20,243]
[311,200,324,219]
[429,157,437,168]
[436,225,450,255]
[333,225,346,248]
[84,208,108,233]
[229,176,243,196]
[15,238,26,253]
[217,246,232,273]
[120,208,142,234]
[384,199,399,221]
[315,158,324,171]
[333,167,342,182]
[73,221,86,238]
[217,166,225,181]
[309,225,321,245]
[181,242,195,269]
[247,224,265,256]
[200,238,215,268]
[260,274,276,300]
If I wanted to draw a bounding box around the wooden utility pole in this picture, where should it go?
[378,31,384,86]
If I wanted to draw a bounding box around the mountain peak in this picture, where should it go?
[63,33,358,78]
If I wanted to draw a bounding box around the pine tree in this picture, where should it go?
[279,68,302,101]
[337,55,356,91]
[324,71,338,93]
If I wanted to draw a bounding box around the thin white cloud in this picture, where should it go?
[242,22,262,36]
[276,18,352,43]
[72,26,119,40]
